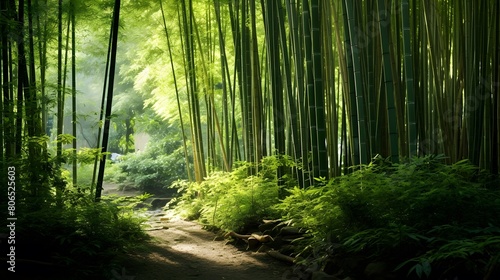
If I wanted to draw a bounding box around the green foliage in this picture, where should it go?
[1,146,149,278]
[394,225,500,278]
[77,147,105,164]
[57,133,77,145]
[173,155,297,231]
[5,149,66,210]
[112,136,189,194]
[103,161,129,185]
[74,154,126,190]
[277,155,500,278]
[16,186,149,278]
[168,179,203,220]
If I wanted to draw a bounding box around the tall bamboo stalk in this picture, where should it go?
[264,0,285,186]
[377,0,398,163]
[55,0,63,205]
[71,0,77,186]
[159,0,193,181]
[95,0,121,202]
[401,0,417,158]
[180,0,206,182]
[344,0,369,164]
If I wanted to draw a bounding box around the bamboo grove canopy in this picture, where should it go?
[1,0,499,191]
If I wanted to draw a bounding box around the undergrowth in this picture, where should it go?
[279,155,500,279]
[0,141,151,279]
[15,184,150,279]
[172,155,296,231]
[172,154,500,279]
[105,138,189,194]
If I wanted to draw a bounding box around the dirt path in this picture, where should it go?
[120,216,292,280]
[102,183,292,280]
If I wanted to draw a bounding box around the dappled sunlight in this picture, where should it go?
[125,216,290,280]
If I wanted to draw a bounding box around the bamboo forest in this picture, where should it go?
[1,0,499,279]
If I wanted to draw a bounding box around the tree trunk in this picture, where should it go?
[95,0,121,202]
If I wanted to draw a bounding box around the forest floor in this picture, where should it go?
[102,183,293,280]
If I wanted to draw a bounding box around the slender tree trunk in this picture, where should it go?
[95,0,121,202]
[310,0,328,179]
[1,0,13,162]
[91,21,113,193]
[71,0,77,186]
[2,2,11,158]
[180,0,206,182]
[55,0,64,205]
[214,0,234,170]
[250,0,264,164]
[27,0,40,137]
[240,0,254,169]
[17,0,35,197]
[378,0,399,163]
[341,0,358,167]
[491,0,499,175]
[13,0,23,158]
[285,0,311,186]
[159,0,193,181]
[35,0,48,135]
[344,0,369,165]
[401,0,416,158]
[264,0,285,188]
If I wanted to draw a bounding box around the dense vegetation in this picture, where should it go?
[3,156,150,279]
[172,155,500,279]
[1,0,499,279]
[105,132,190,194]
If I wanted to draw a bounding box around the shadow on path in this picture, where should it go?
[121,218,292,280]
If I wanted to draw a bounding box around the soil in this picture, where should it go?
[103,183,294,280]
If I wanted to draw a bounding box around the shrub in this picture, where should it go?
[173,155,296,231]
[15,188,149,279]
[114,137,189,194]
[278,155,500,279]
[169,155,500,278]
